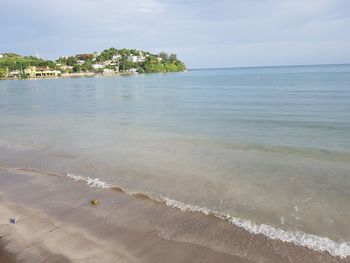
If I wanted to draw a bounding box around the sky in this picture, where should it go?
[1,0,350,69]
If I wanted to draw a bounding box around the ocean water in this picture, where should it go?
[1,65,350,257]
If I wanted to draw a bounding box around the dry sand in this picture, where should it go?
[0,167,348,263]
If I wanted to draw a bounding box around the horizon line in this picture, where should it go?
[189,62,350,71]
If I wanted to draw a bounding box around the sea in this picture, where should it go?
[1,64,350,257]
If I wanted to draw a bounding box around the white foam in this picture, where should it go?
[229,217,350,258]
[66,173,111,189]
[164,197,350,258]
[66,173,350,258]
[280,216,285,225]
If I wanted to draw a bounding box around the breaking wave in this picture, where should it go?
[66,173,350,259]
[67,173,111,188]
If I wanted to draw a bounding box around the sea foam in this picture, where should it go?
[66,173,350,258]
[67,173,111,189]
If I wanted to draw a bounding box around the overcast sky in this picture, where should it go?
[1,0,350,68]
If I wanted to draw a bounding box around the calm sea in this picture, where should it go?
[1,64,350,255]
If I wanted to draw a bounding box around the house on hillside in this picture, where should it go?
[25,66,61,78]
[93,52,100,58]
[59,65,74,73]
[128,55,137,63]
[92,64,104,70]
[76,54,93,61]
[8,70,22,78]
[102,69,116,75]
[127,68,138,73]
[103,60,112,66]
[127,55,145,63]
[112,54,121,61]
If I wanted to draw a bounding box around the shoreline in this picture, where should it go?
[0,167,348,263]
[0,72,133,81]
[0,70,188,81]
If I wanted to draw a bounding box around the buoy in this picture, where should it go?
[91,199,99,206]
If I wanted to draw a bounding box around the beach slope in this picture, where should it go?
[0,167,348,263]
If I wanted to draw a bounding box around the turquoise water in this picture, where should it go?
[1,65,350,254]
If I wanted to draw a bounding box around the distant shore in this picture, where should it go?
[0,71,137,81]
[0,48,187,81]
[0,70,189,81]
[0,167,347,263]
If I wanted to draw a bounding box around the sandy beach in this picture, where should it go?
[2,0,350,260]
[0,240,17,263]
[0,167,348,263]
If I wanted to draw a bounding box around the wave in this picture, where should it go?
[66,172,350,259]
[66,173,111,188]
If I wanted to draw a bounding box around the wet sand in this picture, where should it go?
[0,167,348,263]
[0,241,17,263]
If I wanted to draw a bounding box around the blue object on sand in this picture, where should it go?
[9,218,16,224]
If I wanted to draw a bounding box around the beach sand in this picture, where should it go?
[0,167,348,263]
[0,240,17,263]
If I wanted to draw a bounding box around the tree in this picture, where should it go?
[158,52,169,61]
[81,61,93,72]
[0,67,7,78]
[97,48,117,61]
[137,67,145,73]
[76,54,93,61]
[66,56,77,66]
[0,48,187,78]
[3,53,20,58]
[118,48,130,56]
[169,54,177,62]
[73,65,81,73]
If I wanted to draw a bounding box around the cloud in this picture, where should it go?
[0,0,349,67]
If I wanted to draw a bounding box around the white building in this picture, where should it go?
[127,68,138,73]
[103,60,112,66]
[92,64,105,70]
[0,54,3,58]
[128,55,137,63]
[103,69,115,75]
[127,55,145,63]
[112,54,121,61]
[25,66,61,78]
[8,70,21,78]
[137,56,145,62]
[59,65,74,72]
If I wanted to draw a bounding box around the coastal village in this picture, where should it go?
[0,48,187,80]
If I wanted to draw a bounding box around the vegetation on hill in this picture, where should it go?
[0,48,186,79]
[0,53,56,71]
